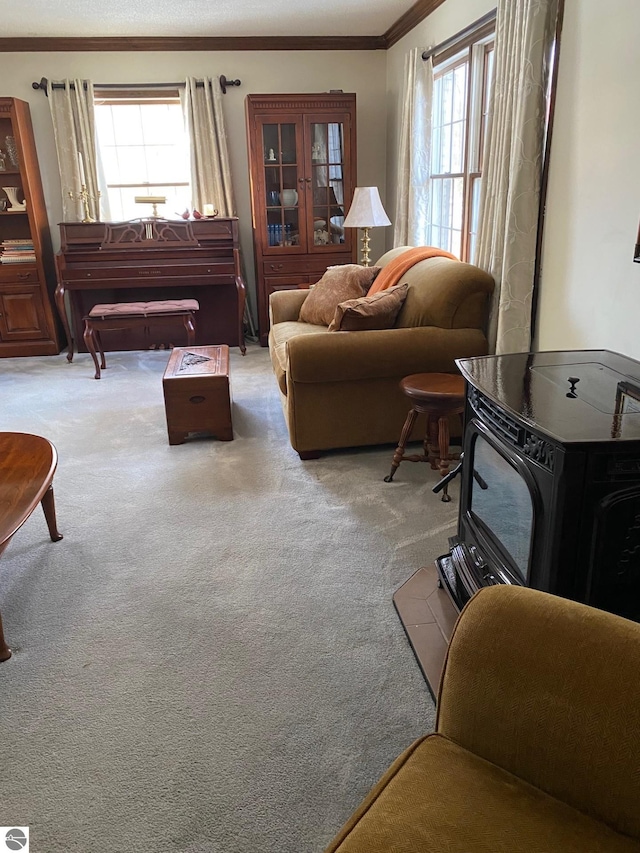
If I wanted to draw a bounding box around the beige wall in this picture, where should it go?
[0,49,388,318]
[536,0,640,358]
[384,0,640,357]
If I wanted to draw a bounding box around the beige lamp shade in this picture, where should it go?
[343,186,391,265]
[343,186,391,228]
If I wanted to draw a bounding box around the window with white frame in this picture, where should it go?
[94,92,191,221]
[428,28,494,262]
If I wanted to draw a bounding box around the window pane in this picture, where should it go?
[442,72,453,124]
[451,120,465,173]
[115,146,148,183]
[95,99,191,219]
[429,176,463,257]
[111,105,144,145]
[441,124,452,173]
[94,107,115,147]
[141,104,184,145]
[431,125,441,173]
[453,64,468,121]
[469,176,482,263]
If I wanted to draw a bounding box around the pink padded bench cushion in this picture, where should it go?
[88,299,199,319]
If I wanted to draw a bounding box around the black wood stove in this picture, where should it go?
[438,349,640,622]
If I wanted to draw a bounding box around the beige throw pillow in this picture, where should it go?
[328,283,409,332]
[298,264,381,327]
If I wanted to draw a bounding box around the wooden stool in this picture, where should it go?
[384,373,465,501]
[83,299,199,379]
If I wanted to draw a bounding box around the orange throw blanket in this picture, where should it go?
[367,246,458,295]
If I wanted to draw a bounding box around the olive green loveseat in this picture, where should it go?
[268,247,494,458]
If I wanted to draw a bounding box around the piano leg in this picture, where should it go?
[55,282,75,363]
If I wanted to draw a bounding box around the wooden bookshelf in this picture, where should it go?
[0,97,62,356]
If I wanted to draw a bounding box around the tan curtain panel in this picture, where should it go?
[183,77,235,217]
[394,50,433,247]
[47,78,104,222]
[476,0,559,354]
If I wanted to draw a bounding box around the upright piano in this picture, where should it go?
[55,217,246,359]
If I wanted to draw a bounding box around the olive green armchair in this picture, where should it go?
[324,585,640,852]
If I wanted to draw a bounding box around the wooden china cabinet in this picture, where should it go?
[0,98,61,356]
[245,93,357,345]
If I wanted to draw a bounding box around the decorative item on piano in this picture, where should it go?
[135,195,167,218]
[68,153,100,224]
[68,185,99,223]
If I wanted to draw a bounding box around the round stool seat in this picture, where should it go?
[384,372,466,499]
[400,373,465,407]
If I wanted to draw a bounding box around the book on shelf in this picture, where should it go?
[0,238,35,263]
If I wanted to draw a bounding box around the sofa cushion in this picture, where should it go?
[327,283,408,332]
[325,734,640,853]
[298,264,381,326]
[394,257,495,329]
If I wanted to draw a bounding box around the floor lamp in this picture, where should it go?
[343,186,391,266]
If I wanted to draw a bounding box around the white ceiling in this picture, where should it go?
[1,0,416,38]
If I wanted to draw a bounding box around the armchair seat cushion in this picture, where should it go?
[327,733,640,853]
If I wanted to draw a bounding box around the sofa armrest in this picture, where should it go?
[437,585,640,840]
[286,326,489,383]
[269,289,309,325]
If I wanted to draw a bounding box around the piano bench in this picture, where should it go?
[83,299,199,379]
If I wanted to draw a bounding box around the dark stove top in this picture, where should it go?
[457,349,640,444]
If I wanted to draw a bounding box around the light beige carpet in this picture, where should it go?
[0,343,458,852]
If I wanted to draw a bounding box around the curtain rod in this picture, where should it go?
[32,75,241,95]
[422,9,496,61]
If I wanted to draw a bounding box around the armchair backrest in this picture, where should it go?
[436,585,640,840]
[375,247,494,331]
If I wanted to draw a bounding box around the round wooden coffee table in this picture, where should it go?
[0,432,63,661]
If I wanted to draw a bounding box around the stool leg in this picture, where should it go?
[437,415,452,502]
[426,416,440,470]
[423,414,430,460]
[184,312,196,346]
[384,408,418,482]
[83,320,102,380]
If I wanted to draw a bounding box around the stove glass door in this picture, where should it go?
[469,434,533,583]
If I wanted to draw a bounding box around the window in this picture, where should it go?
[428,28,494,262]
[94,92,191,221]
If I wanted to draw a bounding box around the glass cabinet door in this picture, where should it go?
[306,117,350,252]
[259,119,305,252]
